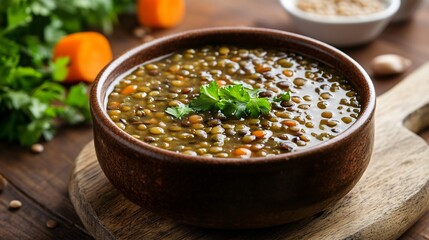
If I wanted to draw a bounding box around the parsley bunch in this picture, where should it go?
[0,0,133,146]
[166,82,274,119]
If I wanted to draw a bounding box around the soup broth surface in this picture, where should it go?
[106,46,361,158]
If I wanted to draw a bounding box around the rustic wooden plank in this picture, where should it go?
[400,128,429,240]
[0,126,93,239]
[0,174,92,240]
[69,62,429,239]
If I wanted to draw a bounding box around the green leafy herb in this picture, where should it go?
[165,104,193,119]
[274,92,291,102]
[189,81,220,111]
[246,98,271,117]
[166,82,272,119]
[50,57,70,81]
[0,0,134,146]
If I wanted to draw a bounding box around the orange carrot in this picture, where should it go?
[121,85,138,95]
[283,70,294,77]
[53,32,112,83]
[233,148,252,156]
[282,120,298,127]
[252,130,266,138]
[137,0,185,29]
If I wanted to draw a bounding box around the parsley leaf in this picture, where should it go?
[219,84,250,102]
[247,98,271,117]
[166,103,193,119]
[189,81,220,111]
[33,82,65,103]
[61,83,91,123]
[222,100,248,118]
[274,92,291,102]
[6,4,32,31]
[50,57,70,81]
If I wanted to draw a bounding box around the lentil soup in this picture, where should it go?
[106,46,361,158]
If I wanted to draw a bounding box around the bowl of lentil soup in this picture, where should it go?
[91,27,375,228]
[280,0,400,47]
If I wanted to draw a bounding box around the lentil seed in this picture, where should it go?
[219,47,230,55]
[317,101,328,109]
[321,92,332,99]
[207,119,222,126]
[242,135,256,143]
[189,115,203,124]
[211,126,225,134]
[9,200,22,209]
[342,117,353,124]
[149,127,164,135]
[293,78,306,87]
[321,111,333,118]
[278,59,293,68]
[327,120,339,127]
[191,123,205,129]
[31,143,44,153]
[195,130,208,138]
[46,220,59,229]
[215,153,229,158]
[209,146,223,153]
[182,150,197,156]
[196,148,207,155]
[279,142,295,152]
[179,133,194,139]
[169,125,182,132]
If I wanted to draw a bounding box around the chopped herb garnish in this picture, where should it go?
[165,82,273,119]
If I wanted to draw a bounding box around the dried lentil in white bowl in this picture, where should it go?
[297,0,387,16]
[280,0,401,47]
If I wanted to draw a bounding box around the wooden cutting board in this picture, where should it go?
[69,63,429,240]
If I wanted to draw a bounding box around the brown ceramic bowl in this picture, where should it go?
[90,27,375,229]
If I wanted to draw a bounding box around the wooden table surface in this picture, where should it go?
[1,0,429,239]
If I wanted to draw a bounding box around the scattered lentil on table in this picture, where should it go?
[296,0,386,16]
[106,45,361,158]
[31,143,44,153]
[46,219,59,229]
[9,200,22,209]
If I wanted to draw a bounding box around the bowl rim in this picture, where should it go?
[91,27,376,165]
[279,0,401,24]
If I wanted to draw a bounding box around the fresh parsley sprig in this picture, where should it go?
[165,82,273,119]
[0,0,134,146]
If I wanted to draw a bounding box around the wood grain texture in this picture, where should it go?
[69,63,429,239]
[1,0,429,239]
[0,126,94,240]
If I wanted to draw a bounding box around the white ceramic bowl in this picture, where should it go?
[280,0,401,47]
